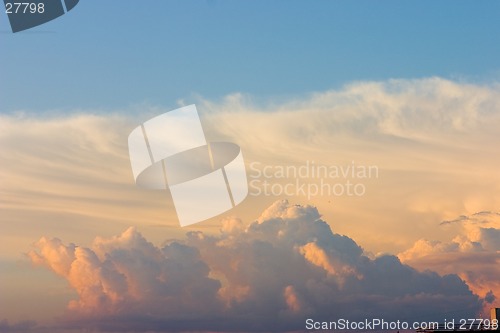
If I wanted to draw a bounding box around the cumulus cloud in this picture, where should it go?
[29,227,221,321]
[399,212,500,313]
[29,201,482,332]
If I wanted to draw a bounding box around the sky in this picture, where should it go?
[1,1,500,111]
[1,1,500,332]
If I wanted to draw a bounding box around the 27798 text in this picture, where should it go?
[5,2,45,14]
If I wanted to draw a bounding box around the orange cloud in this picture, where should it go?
[399,212,500,314]
[28,201,483,332]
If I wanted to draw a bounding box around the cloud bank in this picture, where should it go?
[29,201,482,332]
[2,77,500,327]
[2,77,500,256]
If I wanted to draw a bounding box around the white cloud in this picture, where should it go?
[199,78,500,146]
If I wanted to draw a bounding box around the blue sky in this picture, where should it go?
[1,0,500,112]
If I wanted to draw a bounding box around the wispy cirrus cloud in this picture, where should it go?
[2,77,500,256]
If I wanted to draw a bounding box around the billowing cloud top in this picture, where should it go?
[29,201,482,332]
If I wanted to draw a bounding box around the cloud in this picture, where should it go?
[3,77,500,326]
[29,227,221,321]
[198,77,500,252]
[3,78,500,259]
[0,112,184,263]
[29,201,482,332]
[399,212,500,313]
[199,78,500,147]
